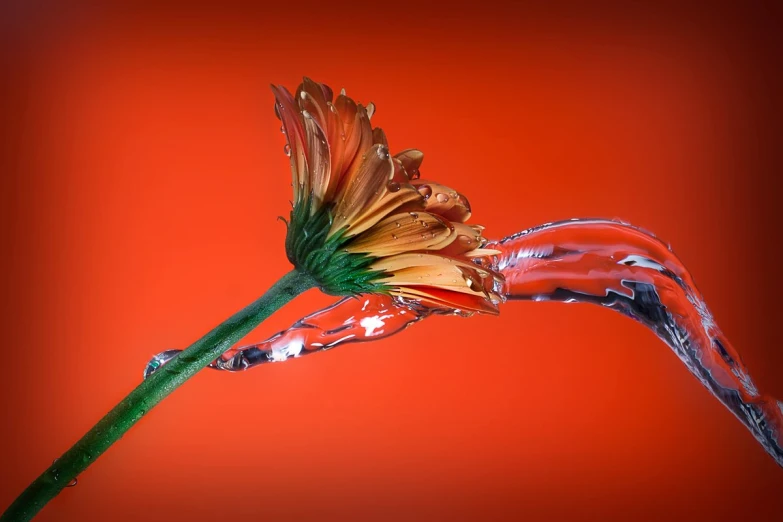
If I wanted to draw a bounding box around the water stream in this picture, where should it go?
[145,218,783,466]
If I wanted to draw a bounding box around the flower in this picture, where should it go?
[272,78,503,313]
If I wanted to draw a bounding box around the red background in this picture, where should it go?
[2,2,782,520]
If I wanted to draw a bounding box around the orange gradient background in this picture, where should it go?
[2,2,782,521]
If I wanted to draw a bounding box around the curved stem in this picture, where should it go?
[1,270,316,522]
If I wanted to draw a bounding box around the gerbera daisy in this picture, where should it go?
[273,77,503,313]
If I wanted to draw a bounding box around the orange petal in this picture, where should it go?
[271,84,308,201]
[410,180,472,222]
[437,223,485,257]
[379,264,498,306]
[344,185,424,236]
[324,102,346,201]
[302,110,330,209]
[346,212,454,257]
[329,144,394,235]
[343,105,373,174]
[373,127,388,147]
[394,149,424,179]
[391,286,499,314]
[334,93,359,170]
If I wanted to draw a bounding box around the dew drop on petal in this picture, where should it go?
[376,146,390,159]
[283,144,291,157]
[392,234,398,240]
[417,185,432,200]
[436,193,449,203]
[410,169,420,180]
[387,181,401,192]
[408,212,419,220]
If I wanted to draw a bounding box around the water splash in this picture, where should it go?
[144,218,783,466]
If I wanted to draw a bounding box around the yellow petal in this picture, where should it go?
[344,185,423,237]
[371,252,495,279]
[346,212,454,257]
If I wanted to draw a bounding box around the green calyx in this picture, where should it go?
[284,196,388,296]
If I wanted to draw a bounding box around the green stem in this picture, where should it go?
[1,270,316,522]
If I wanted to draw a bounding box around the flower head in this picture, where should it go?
[273,78,503,313]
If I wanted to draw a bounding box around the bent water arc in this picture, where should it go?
[145,218,783,466]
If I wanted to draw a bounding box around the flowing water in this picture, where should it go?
[145,218,783,467]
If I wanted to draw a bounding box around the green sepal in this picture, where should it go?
[285,195,389,296]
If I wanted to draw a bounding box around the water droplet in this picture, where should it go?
[421,221,428,227]
[436,193,449,203]
[280,125,285,134]
[408,212,419,220]
[395,222,401,228]
[143,350,182,379]
[376,146,390,159]
[283,144,291,157]
[387,181,401,192]
[66,478,78,488]
[462,273,483,292]
[410,169,420,180]
[392,234,398,240]
[50,469,59,482]
[417,185,432,200]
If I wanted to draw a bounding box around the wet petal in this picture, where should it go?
[345,185,423,236]
[330,144,394,235]
[394,149,424,179]
[302,110,330,209]
[346,212,454,257]
[373,127,388,147]
[271,84,308,201]
[324,102,346,201]
[371,252,496,279]
[437,223,485,257]
[410,180,471,222]
[393,286,500,314]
